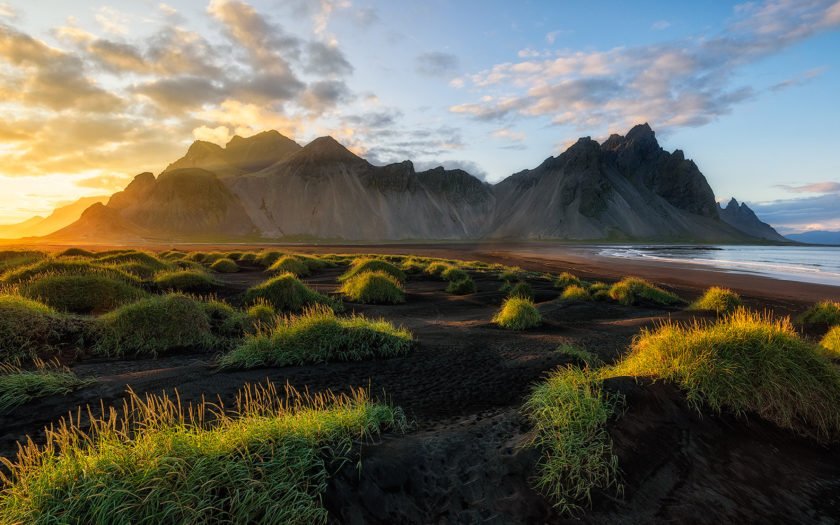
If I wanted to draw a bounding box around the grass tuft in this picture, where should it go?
[339,271,405,304]
[608,277,682,306]
[440,266,469,282]
[553,272,582,290]
[446,277,476,295]
[493,296,541,330]
[154,269,217,293]
[268,255,311,277]
[689,286,743,314]
[0,382,404,524]
[339,258,406,283]
[20,274,147,314]
[0,360,93,414]
[245,273,339,312]
[525,367,622,515]
[611,309,840,442]
[209,257,239,273]
[219,306,412,369]
[0,295,61,363]
[820,326,840,359]
[560,285,590,302]
[501,280,534,300]
[798,300,840,328]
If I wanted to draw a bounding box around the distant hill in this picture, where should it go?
[37,125,787,243]
[0,195,108,239]
[785,230,840,245]
[717,198,788,242]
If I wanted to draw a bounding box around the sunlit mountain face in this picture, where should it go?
[0,0,839,233]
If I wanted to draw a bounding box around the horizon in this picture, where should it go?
[0,0,839,234]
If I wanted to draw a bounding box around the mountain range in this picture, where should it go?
[2,124,790,243]
[785,230,840,245]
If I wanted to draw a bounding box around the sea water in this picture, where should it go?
[597,245,840,286]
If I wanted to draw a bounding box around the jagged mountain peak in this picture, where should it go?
[293,136,364,164]
[166,130,302,177]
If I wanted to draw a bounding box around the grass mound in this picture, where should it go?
[0,361,92,414]
[560,285,590,301]
[0,382,404,524]
[256,250,284,268]
[94,294,216,357]
[219,306,412,369]
[20,274,147,314]
[502,280,534,299]
[154,269,217,293]
[56,248,95,258]
[96,251,169,272]
[339,271,405,304]
[689,286,743,314]
[820,326,840,358]
[0,296,61,363]
[611,309,840,442]
[493,296,541,330]
[246,302,276,329]
[589,282,610,301]
[401,258,427,274]
[608,277,682,306]
[498,266,524,282]
[441,266,468,282]
[446,277,476,295]
[339,258,406,283]
[1,258,139,285]
[798,300,840,328]
[553,272,582,289]
[0,251,45,273]
[245,273,338,312]
[268,255,311,277]
[525,367,621,515]
[209,258,239,273]
[238,252,258,264]
[424,261,450,278]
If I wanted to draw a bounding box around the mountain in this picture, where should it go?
[785,230,840,245]
[230,136,495,239]
[0,195,108,239]
[164,130,301,178]
[45,125,781,242]
[44,203,151,243]
[716,198,788,242]
[491,125,743,241]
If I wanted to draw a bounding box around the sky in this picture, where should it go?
[0,0,838,233]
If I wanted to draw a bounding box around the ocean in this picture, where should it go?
[597,245,840,286]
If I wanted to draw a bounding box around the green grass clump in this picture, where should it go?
[94,294,216,357]
[246,302,276,330]
[401,258,427,274]
[798,300,840,328]
[446,277,476,295]
[0,361,93,414]
[154,270,217,293]
[245,274,339,312]
[498,266,524,282]
[608,277,682,306]
[210,258,239,273]
[493,296,541,330]
[96,251,169,272]
[339,271,405,304]
[56,248,95,258]
[553,272,582,289]
[0,251,46,273]
[1,258,139,285]
[560,285,590,302]
[0,382,404,524]
[219,306,412,369]
[114,262,160,280]
[256,251,284,268]
[502,280,534,300]
[820,326,840,358]
[689,286,743,314]
[20,274,147,315]
[0,296,61,364]
[441,266,469,282]
[525,367,621,515]
[611,309,840,442]
[339,258,406,283]
[159,250,186,261]
[589,282,610,301]
[424,261,450,278]
[268,255,311,277]
[556,344,601,367]
[238,252,258,264]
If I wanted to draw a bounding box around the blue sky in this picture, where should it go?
[0,0,838,233]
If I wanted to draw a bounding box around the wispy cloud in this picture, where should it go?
[415,51,460,77]
[775,181,840,193]
[751,193,840,232]
[450,1,840,135]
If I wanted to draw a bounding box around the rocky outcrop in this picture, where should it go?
[717,198,788,242]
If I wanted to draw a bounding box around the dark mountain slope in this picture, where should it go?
[717,198,789,242]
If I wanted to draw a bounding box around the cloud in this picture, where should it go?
[770,67,827,91]
[415,51,459,77]
[750,193,840,232]
[651,20,671,31]
[353,7,379,27]
[133,76,225,111]
[304,41,353,76]
[0,3,16,20]
[775,181,840,193]
[450,0,840,135]
[95,7,129,35]
[74,173,133,191]
[192,125,233,145]
[491,128,526,142]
